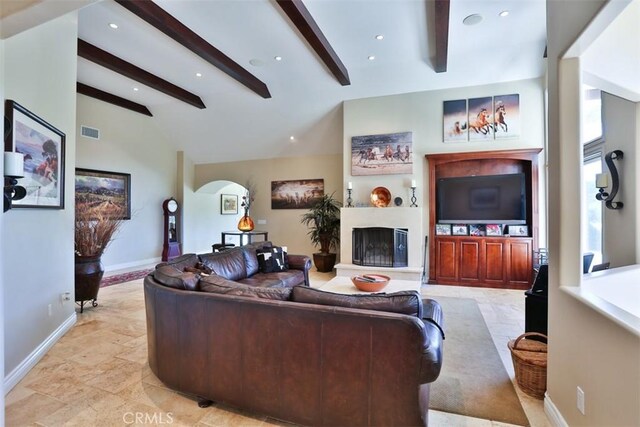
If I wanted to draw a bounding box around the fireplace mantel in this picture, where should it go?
[338,207,425,280]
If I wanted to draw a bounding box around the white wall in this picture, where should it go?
[0,36,6,425]
[343,77,547,247]
[2,13,78,379]
[601,92,637,267]
[76,95,177,270]
[547,1,640,425]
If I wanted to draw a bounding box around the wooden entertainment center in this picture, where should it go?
[426,149,542,289]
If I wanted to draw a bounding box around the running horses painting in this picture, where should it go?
[468,97,494,141]
[352,132,413,176]
[493,94,520,139]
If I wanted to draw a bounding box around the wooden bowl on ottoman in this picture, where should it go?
[351,274,390,292]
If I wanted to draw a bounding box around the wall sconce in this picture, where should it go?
[4,152,27,212]
[595,149,623,210]
[410,179,417,207]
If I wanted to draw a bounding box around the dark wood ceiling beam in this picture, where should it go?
[77,39,205,109]
[434,0,450,73]
[114,0,271,99]
[77,83,153,117]
[275,0,350,86]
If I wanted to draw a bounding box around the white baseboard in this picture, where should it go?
[4,312,77,394]
[104,257,161,273]
[545,392,569,427]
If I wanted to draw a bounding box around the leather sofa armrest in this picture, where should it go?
[286,254,312,286]
[419,321,444,384]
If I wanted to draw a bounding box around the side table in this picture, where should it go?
[221,230,268,246]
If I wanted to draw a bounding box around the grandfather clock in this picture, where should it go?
[162,198,181,261]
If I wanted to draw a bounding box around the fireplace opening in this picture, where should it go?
[352,227,408,268]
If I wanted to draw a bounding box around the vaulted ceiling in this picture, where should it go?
[13,0,548,164]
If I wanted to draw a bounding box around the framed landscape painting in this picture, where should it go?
[271,179,324,209]
[75,168,131,220]
[5,100,66,209]
[351,132,413,176]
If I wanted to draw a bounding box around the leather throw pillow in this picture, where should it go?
[256,246,288,273]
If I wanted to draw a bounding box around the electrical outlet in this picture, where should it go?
[257,219,267,225]
[48,304,52,316]
[577,386,585,415]
[60,292,71,303]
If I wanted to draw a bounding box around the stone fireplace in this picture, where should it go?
[336,207,424,280]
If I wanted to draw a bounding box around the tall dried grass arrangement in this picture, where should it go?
[75,203,126,257]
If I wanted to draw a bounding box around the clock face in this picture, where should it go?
[167,199,178,213]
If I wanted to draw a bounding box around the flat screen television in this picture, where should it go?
[437,173,526,224]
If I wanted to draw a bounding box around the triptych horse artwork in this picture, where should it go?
[443,94,520,143]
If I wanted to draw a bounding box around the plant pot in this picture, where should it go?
[75,255,103,313]
[313,252,337,272]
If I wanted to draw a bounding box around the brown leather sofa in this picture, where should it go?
[144,258,444,426]
[153,241,312,290]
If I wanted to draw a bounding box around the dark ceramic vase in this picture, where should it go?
[75,255,103,313]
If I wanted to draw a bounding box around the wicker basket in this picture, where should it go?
[508,332,548,399]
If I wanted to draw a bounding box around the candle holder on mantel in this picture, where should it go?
[410,186,418,207]
[346,188,353,207]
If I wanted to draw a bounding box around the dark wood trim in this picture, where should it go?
[77,39,206,109]
[77,83,153,117]
[433,0,450,73]
[275,0,350,86]
[114,0,271,99]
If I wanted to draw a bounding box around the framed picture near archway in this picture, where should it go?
[271,179,324,209]
[221,194,238,214]
[4,100,66,209]
[75,168,131,220]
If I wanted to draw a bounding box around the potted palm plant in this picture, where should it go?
[300,193,342,272]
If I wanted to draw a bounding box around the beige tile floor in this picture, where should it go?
[6,271,550,427]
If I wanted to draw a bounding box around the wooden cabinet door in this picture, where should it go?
[436,238,457,282]
[484,239,506,285]
[508,239,532,286]
[459,239,481,283]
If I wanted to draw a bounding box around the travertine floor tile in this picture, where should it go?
[6,392,67,426]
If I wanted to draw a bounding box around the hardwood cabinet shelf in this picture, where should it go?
[426,149,541,289]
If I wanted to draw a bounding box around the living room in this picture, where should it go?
[2,0,639,426]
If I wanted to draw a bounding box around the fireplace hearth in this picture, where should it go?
[352,227,408,268]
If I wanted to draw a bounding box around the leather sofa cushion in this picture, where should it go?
[155,253,199,271]
[200,274,291,301]
[241,246,260,277]
[199,248,247,281]
[291,287,423,317]
[240,270,305,288]
[153,266,200,291]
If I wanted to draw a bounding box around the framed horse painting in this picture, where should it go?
[494,94,520,139]
[468,97,494,141]
[443,99,468,143]
[351,132,413,176]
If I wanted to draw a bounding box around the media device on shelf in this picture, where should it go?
[437,173,527,224]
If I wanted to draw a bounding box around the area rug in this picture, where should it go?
[428,296,529,426]
[100,269,152,288]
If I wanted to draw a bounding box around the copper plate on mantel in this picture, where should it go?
[370,186,391,207]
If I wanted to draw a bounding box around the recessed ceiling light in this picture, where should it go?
[249,58,264,67]
[108,23,118,29]
[289,136,295,141]
[274,56,282,61]
[195,72,202,77]
[463,14,483,26]
[375,35,384,40]
[499,10,510,17]
[133,87,139,92]
[368,55,376,61]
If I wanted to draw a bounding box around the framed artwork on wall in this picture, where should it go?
[493,94,520,139]
[5,100,66,209]
[221,194,238,215]
[351,131,413,176]
[443,99,468,142]
[468,97,494,141]
[75,168,131,220]
[271,179,324,209]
